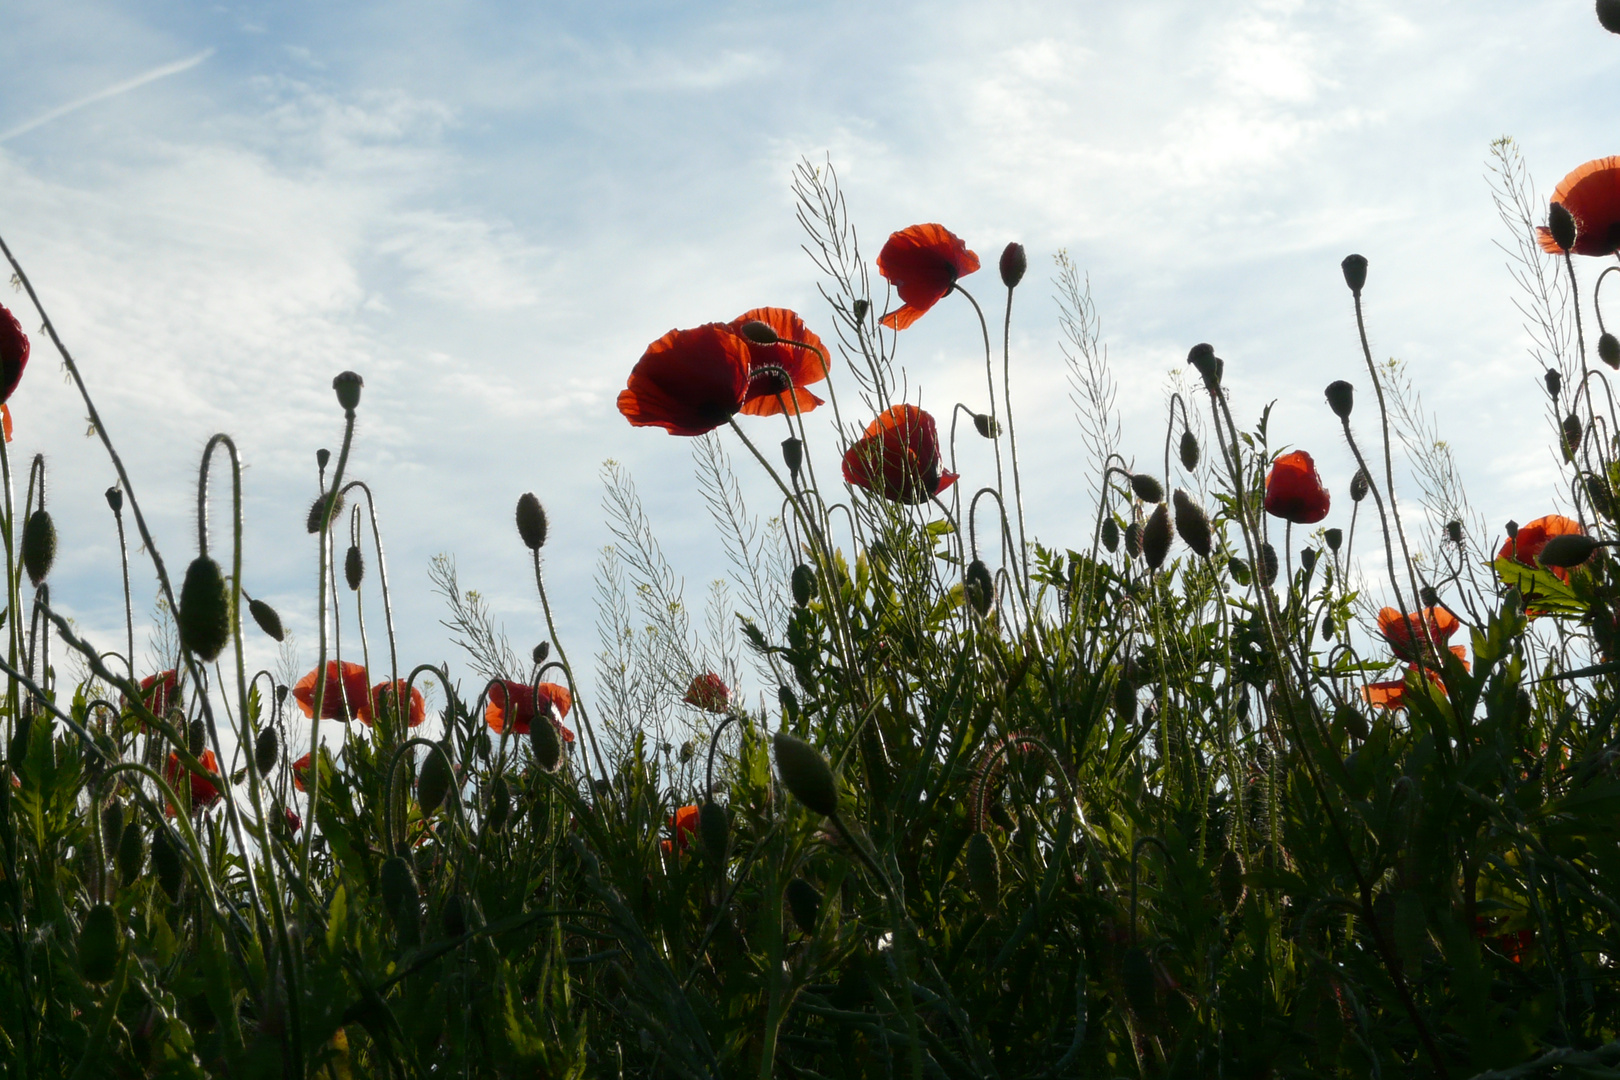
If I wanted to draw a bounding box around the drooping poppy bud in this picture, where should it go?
[1325,528,1343,552]
[1588,475,1614,519]
[105,486,123,513]
[964,558,995,616]
[1173,490,1211,558]
[152,827,184,900]
[1350,469,1370,503]
[530,699,563,772]
[1601,0,1620,33]
[1545,369,1563,398]
[102,800,125,857]
[1539,532,1599,568]
[515,493,548,551]
[973,412,1001,438]
[1124,521,1143,560]
[1322,613,1336,640]
[1564,412,1584,458]
[1548,202,1577,253]
[21,508,55,587]
[79,903,120,984]
[117,820,144,885]
[1600,333,1620,369]
[1419,585,1439,607]
[1324,380,1354,419]
[532,641,550,666]
[1227,556,1251,585]
[791,564,817,608]
[1179,430,1200,471]
[254,727,278,775]
[306,489,344,534]
[418,744,454,817]
[332,370,364,411]
[1260,543,1279,585]
[1217,849,1245,914]
[247,597,285,643]
[1341,254,1368,296]
[1188,343,1222,391]
[781,437,803,477]
[1112,679,1137,723]
[999,242,1027,288]
[1130,474,1164,504]
[344,545,364,591]
[1101,517,1120,553]
[188,718,207,756]
[1143,503,1173,569]
[737,319,779,345]
[379,856,418,921]
[700,801,728,861]
[179,556,230,662]
[785,877,822,935]
[772,731,838,818]
[965,831,1000,913]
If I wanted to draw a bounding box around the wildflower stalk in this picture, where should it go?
[953,284,1017,585]
[529,550,611,785]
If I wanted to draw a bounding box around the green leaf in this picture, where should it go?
[1491,558,1584,617]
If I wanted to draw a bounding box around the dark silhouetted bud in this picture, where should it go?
[442,894,468,938]
[1444,519,1463,544]
[1130,474,1164,504]
[1600,333,1620,369]
[1173,489,1211,558]
[700,801,728,862]
[1179,430,1200,471]
[79,903,120,983]
[1322,613,1336,640]
[105,486,123,514]
[1324,380,1354,419]
[275,684,289,706]
[188,718,206,756]
[1124,521,1143,559]
[1188,343,1222,390]
[781,437,803,476]
[1123,947,1157,1020]
[316,448,331,471]
[1143,503,1173,569]
[1101,517,1120,553]
[379,856,418,921]
[248,597,284,643]
[117,820,144,885]
[254,727,278,776]
[1546,369,1563,398]
[332,370,364,411]
[1589,475,1614,518]
[21,509,55,587]
[1218,849,1245,913]
[1113,679,1137,723]
[791,564,817,608]
[786,877,821,935]
[1564,412,1584,458]
[1505,519,1519,541]
[515,493,548,551]
[1419,585,1438,607]
[486,775,510,832]
[964,558,995,616]
[344,545,364,591]
[1260,543,1279,585]
[1601,0,1620,33]
[306,490,344,534]
[851,299,869,324]
[1350,469,1370,503]
[152,827,183,900]
[179,556,230,662]
[419,744,453,817]
[1539,532,1599,568]
[102,800,124,858]
[1325,527,1343,552]
[972,412,1001,438]
[737,319,779,345]
[530,699,563,772]
[1300,548,1317,575]
[1341,254,1368,296]
[965,831,1000,912]
[532,641,550,666]
[1548,202,1577,253]
[999,242,1027,288]
[772,731,838,817]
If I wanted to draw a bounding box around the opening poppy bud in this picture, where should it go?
[785,877,822,935]
[1538,532,1599,568]
[332,370,364,412]
[791,564,817,607]
[379,855,418,921]
[532,641,550,666]
[1341,254,1368,296]
[737,319,779,345]
[781,437,803,477]
[248,597,285,642]
[21,508,56,587]
[965,831,1001,913]
[999,242,1027,289]
[1179,430,1200,471]
[1564,412,1584,458]
[1325,527,1343,552]
[1445,519,1463,544]
[851,299,869,324]
[1124,521,1143,559]
[178,555,231,662]
[1419,585,1438,607]
[485,775,511,833]
[1545,369,1563,399]
[964,558,995,616]
[78,903,120,984]
[1101,517,1120,553]
[1350,469,1370,503]
[344,545,364,591]
[188,718,207,756]
[152,827,184,900]
[1130,474,1164,504]
[306,490,344,534]
[530,701,563,772]
[117,820,144,885]
[1324,380,1354,419]
[1601,333,1620,370]
[316,448,331,471]
[772,730,838,818]
[1300,548,1318,575]
[254,727,278,775]
[700,801,728,861]
[418,744,454,817]
[515,493,549,551]
[1548,201,1577,253]
[1187,343,1222,390]
[973,412,1001,438]
[1143,503,1173,569]
[1601,0,1620,33]
[1259,542,1279,585]
[105,486,123,514]
[1173,489,1211,558]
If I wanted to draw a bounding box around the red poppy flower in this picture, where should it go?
[684,672,730,714]
[126,670,180,718]
[618,324,752,436]
[731,308,828,417]
[842,405,959,504]
[358,679,426,728]
[1499,514,1585,583]
[484,680,575,741]
[293,661,371,721]
[1537,157,1620,257]
[0,302,29,405]
[2,405,11,444]
[1377,606,1466,665]
[292,752,312,793]
[164,749,222,814]
[876,224,980,330]
[1263,450,1331,525]
[662,803,701,854]
[282,807,302,834]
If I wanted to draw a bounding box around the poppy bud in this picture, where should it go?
[179,555,231,662]
[21,509,55,587]
[344,545,364,591]
[515,493,548,551]
[1113,679,1137,723]
[1217,848,1245,913]
[1325,527,1343,552]
[1101,517,1120,553]
[486,775,510,832]
[188,718,207,756]
[1322,613,1335,640]
[1143,503,1173,569]
[533,641,550,666]
[700,801,728,862]
[964,558,995,616]
[851,299,869,324]
[1445,519,1463,544]
[1130,474,1164,504]
[737,319,779,345]
[965,831,1000,912]
[1341,254,1368,296]
[332,370,364,412]
[102,800,125,856]
[79,903,120,984]
[1188,343,1222,391]
[785,876,822,935]
[781,437,803,477]
[442,895,468,938]
[105,486,123,514]
[1124,521,1143,559]
[973,412,1001,438]
[1123,946,1158,1020]
[248,597,285,643]
[1545,369,1563,399]
[1350,469,1370,503]
[1179,430,1200,471]
[999,242,1027,288]
[1300,548,1318,575]
[117,820,144,885]
[791,564,817,608]
[379,855,418,921]
[1505,519,1519,541]
[1564,412,1583,458]
[1259,542,1279,585]
[1588,475,1614,518]
[152,828,183,900]
[306,490,345,534]
[1548,202,1577,253]
[1600,333,1620,370]
[1173,489,1211,558]
[1324,380,1354,419]
[530,702,563,772]
[1419,585,1438,607]
[254,727,278,775]
[1539,532,1599,568]
[1602,0,1620,33]
[316,448,331,472]
[772,730,838,818]
[415,745,451,818]
[275,684,289,706]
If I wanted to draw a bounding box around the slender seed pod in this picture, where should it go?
[515,493,548,551]
[248,597,285,642]
[419,744,454,817]
[1143,503,1173,569]
[178,556,230,662]
[700,801,729,862]
[1172,490,1211,558]
[152,828,184,901]
[21,509,55,587]
[1130,474,1164,504]
[785,877,822,936]
[965,831,1000,913]
[379,855,418,921]
[1179,430,1200,471]
[117,820,145,886]
[772,731,838,818]
[1101,517,1120,554]
[254,727,279,776]
[344,545,364,591]
[79,903,120,983]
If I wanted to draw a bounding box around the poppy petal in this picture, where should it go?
[619,324,752,436]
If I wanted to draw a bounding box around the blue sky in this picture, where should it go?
[2,1,1616,747]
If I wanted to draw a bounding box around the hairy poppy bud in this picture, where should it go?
[973,412,1001,438]
[1124,521,1143,560]
[785,876,822,935]
[248,597,285,643]
[442,894,468,938]
[1143,503,1173,569]
[79,903,120,983]
[1113,679,1137,723]
[418,744,453,817]
[515,493,548,551]
[772,731,838,818]
[1539,532,1599,568]
[379,856,418,921]
[117,820,144,885]
[1217,849,1245,913]
[965,831,1000,912]
[1188,343,1222,391]
[781,437,803,477]
[1548,202,1577,253]
[1601,333,1620,370]
[1260,542,1279,585]
[105,486,123,514]
[532,641,550,666]
[1601,0,1620,33]
[1564,412,1584,458]
[1324,380,1354,419]
[102,800,125,857]
[530,700,563,772]
[851,299,869,324]
[964,558,995,616]
[152,827,183,900]
[1179,430,1200,471]
[1341,254,1368,296]
[275,684,289,705]
[254,727,278,775]
[1322,612,1336,640]
[1350,469,1370,503]
[737,319,779,345]
[306,489,344,534]
[1172,490,1211,558]
[700,801,728,862]
[486,775,510,832]
[1445,519,1463,544]
[344,545,364,591]
[179,556,230,662]
[1325,527,1343,552]
[999,242,1027,288]
[316,447,331,471]
[21,508,55,587]
[1101,517,1120,554]
[1130,473,1164,504]
[188,718,207,756]
[791,564,817,608]
[1123,947,1157,1020]
[1589,476,1614,519]
[1300,548,1318,575]
[1545,369,1563,398]
[1419,585,1438,607]
[332,370,364,412]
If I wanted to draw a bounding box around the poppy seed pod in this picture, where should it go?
[515,493,548,551]
[791,564,817,608]
[1143,503,1173,569]
[306,489,345,534]
[1179,430,1200,471]
[1300,548,1318,575]
[965,831,1000,912]
[1545,369,1563,399]
[1350,469,1370,503]
[316,448,331,472]
[1130,473,1164,504]
[248,597,285,643]
[1548,202,1577,253]
[379,856,418,921]
[1601,0,1620,33]
[1324,380,1354,419]
[152,828,183,900]
[178,556,230,662]
[772,730,838,818]
[1445,519,1463,544]
[964,558,996,616]
[737,319,779,345]
[1538,532,1599,568]
[781,437,803,477]
[21,508,55,587]
[104,486,123,513]
[1325,527,1343,552]
[1322,612,1336,640]
[1564,412,1584,457]
[1173,489,1211,558]
[254,727,278,776]
[999,242,1027,288]
[1341,254,1368,296]
[1124,521,1143,559]
[1101,517,1120,553]
[785,877,822,935]
[1260,543,1279,585]
[79,903,120,984]
[486,775,511,832]
[699,801,728,861]
[332,370,364,411]
[973,412,1001,438]
[1601,333,1620,370]
[1188,343,1222,391]
[851,299,869,324]
[117,820,144,886]
[418,744,454,817]
[344,545,364,591]
[530,703,563,772]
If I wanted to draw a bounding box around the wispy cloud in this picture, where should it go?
[0,47,214,143]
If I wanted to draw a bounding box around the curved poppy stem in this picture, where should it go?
[953,283,1015,580]
[1002,282,1030,594]
[1337,418,1422,662]
[341,480,402,727]
[527,550,610,785]
[106,487,136,685]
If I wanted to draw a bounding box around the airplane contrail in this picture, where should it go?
[0,48,215,144]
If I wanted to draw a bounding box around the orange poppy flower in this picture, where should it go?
[1263,450,1331,525]
[842,404,959,504]
[292,752,312,793]
[0,302,29,405]
[876,224,980,330]
[1499,514,1584,583]
[164,749,222,814]
[125,670,179,718]
[618,324,752,436]
[1536,157,1620,257]
[662,803,701,854]
[683,672,730,714]
[358,679,426,728]
[484,679,575,741]
[731,308,828,417]
[1377,606,1465,664]
[293,661,371,721]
